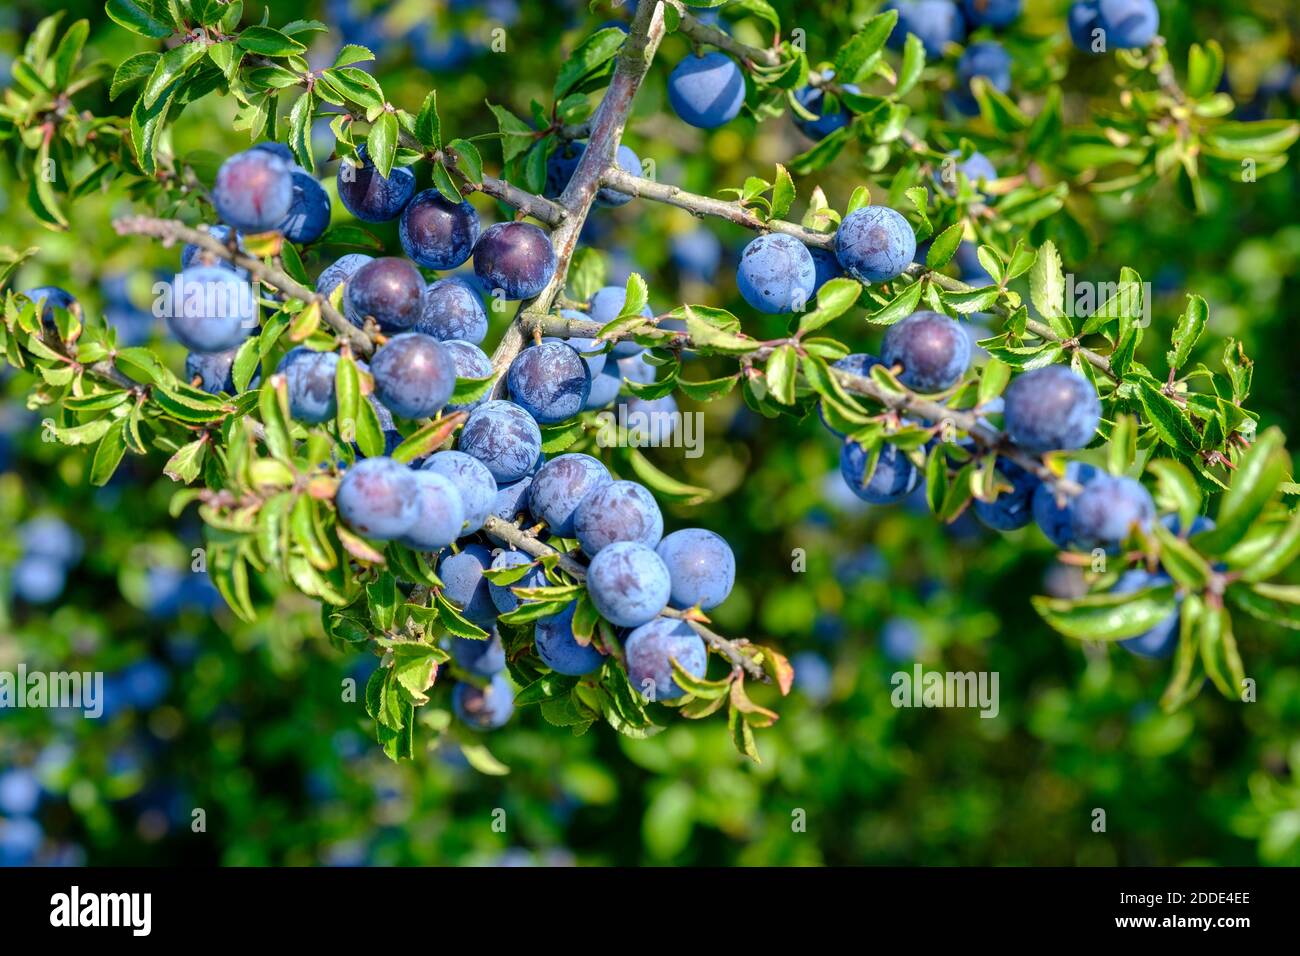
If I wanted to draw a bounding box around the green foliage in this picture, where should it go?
[0,0,1298,865]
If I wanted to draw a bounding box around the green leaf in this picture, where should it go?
[770,164,795,221]
[1196,426,1288,555]
[89,420,129,486]
[111,52,159,101]
[237,26,306,57]
[1146,459,1202,531]
[1031,586,1179,641]
[765,345,797,405]
[1137,380,1200,457]
[257,378,294,463]
[1199,603,1244,699]
[896,33,925,97]
[366,112,398,179]
[163,437,207,484]
[390,415,463,464]
[797,276,861,334]
[333,44,375,68]
[460,742,510,776]
[1166,295,1207,373]
[1240,509,1300,583]
[1028,240,1069,336]
[486,102,535,164]
[415,90,441,151]
[142,41,207,108]
[926,222,964,270]
[1230,582,1300,630]
[833,9,896,82]
[554,27,627,100]
[447,138,482,184]
[105,0,172,38]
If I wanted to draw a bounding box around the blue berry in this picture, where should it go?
[808,244,844,292]
[881,617,922,661]
[834,206,916,283]
[544,316,606,379]
[585,366,623,410]
[491,475,534,521]
[1068,2,1102,53]
[1070,474,1155,551]
[840,440,921,504]
[473,222,557,300]
[507,341,591,424]
[399,469,465,551]
[573,479,664,556]
[371,333,456,420]
[399,188,481,269]
[962,0,1021,27]
[671,227,723,282]
[656,528,736,610]
[277,346,339,424]
[1097,0,1159,50]
[459,400,543,483]
[450,630,506,676]
[417,277,488,345]
[624,617,707,701]
[421,450,498,534]
[529,454,611,537]
[545,141,641,206]
[167,266,255,353]
[281,170,332,243]
[336,456,419,540]
[1002,365,1101,452]
[620,394,679,445]
[438,543,498,627]
[881,311,972,392]
[187,348,248,394]
[213,149,294,233]
[1031,461,1101,549]
[181,225,247,277]
[792,73,860,140]
[885,1,968,59]
[935,150,998,198]
[972,459,1041,531]
[441,339,494,412]
[0,769,40,816]
[737,233,817,314]
[487,549,546,614]
[667,52,746,129]
[950,42,1012,115]
[586,541,671,628]
[315,253,373,298]
[12,556,66,604]
[792,651,834,703]
[453,672,514,730]
[535,602,606,675]
[20,516,83,566]
[250,141,295,162]
[344,257,425,332]
[337,148,416,222]
[954,241,994,285]
[589,286,653,358]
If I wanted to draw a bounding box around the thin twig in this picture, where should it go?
[111,215,373,356]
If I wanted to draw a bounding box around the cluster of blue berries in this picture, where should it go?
[335,439,736,726]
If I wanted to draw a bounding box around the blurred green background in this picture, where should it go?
[1,0,1298,866]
